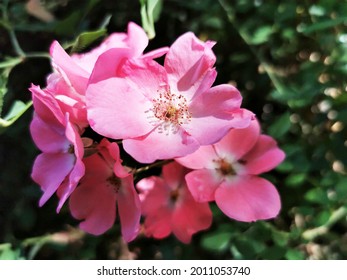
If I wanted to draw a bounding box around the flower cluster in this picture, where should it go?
[30,22,285,243]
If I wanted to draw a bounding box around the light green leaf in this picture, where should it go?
[140,0,163,39]
[250,26,273,45]
[0,100,33,131]
[304,188,329,204]
[272,230,289,247]
[285,249,305,260]
[201,232,232,252]
[0,244,23,260]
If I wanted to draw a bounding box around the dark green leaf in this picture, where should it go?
[268,111,291,138]
[70,29,107,53]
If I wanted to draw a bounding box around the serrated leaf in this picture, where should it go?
[70,29,107,54]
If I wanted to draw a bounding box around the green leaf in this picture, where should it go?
[70,29,107,53]
[260,246,286,260]
[0,244,22,260]
[285,249,305,260]
[272,230,289,247]
[201,232,232,252]
[335,178,347,201]
[140,0,163,39]
[268,111,291,139]
[299,17,347,35]
[232,238,266,259]
[304,188,329,204]
[314,210,331,227]
[54,11,81,36]
[0,100,32,131]
[250,26,273,45]
[285,173,306,187]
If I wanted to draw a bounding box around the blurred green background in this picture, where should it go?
[1,0,347,260]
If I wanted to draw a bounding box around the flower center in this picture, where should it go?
[106,174,121,193]
[68,144,74,154]
[170,188,180,203]
[215,158,236,177]
[152,89,191,126]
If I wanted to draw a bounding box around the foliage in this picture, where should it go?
[0,0,346,259]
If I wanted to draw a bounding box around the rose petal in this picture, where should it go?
[31,153,74,207]
[242,135,285,174]
[143,206,173,240]
[88,47,131,84]
[50,41,89,94]
[136,177,168,214]
[86,77,154,139]
[185,169,222,202]
[190,84,242,118]
[172,188,212,243]
[213,119,260,161]
[30,115,68,153]
[30,84,65,125]
[162,162,187,190]
[123,126,200,163]
[117,175,141,242]
[183,116,235,146]
[125,21,149,57]
[165,32,216,99]
[69,181,116,235]
[175,145,219,169]
[215,176,281,222]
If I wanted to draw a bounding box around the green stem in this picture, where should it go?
[1,0,25,57]
[24,52,51,59]
[302,206,347,240]
[8,28,25,57]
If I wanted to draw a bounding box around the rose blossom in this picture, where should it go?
[69,139,141,242]
[47,22,163,128]
[137,162,212,243]
[30,85,85,212]
[86,32,253,163]
[30,22,158,210]
[176,119,285,222]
